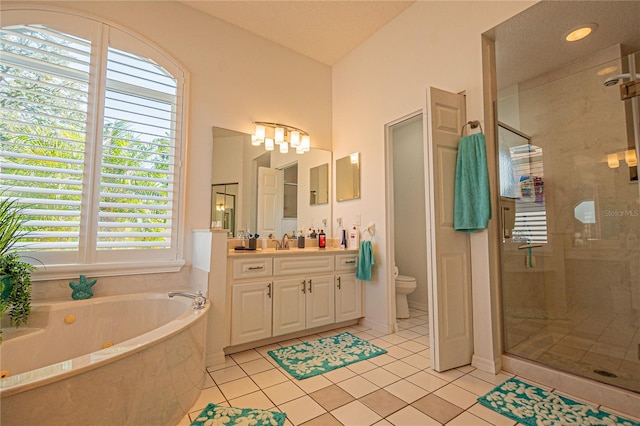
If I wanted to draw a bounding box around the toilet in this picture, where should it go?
[394,266,417,319]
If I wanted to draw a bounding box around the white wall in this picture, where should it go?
[332,1,535,333]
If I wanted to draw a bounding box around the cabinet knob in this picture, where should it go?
[301,280,306,293]
[337,276,341,289]
[267,282,271,298]
[308,279,312,293]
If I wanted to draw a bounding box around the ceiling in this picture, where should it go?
[488,1,640,89]
[180,1,640,85]
[180,0,415,66]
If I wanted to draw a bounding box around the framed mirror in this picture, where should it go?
[336,153,360,201]
[212,127,332,237]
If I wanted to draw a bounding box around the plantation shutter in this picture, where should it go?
[1,10,185,270]
[98,46,178,252]
[0,24,92,253]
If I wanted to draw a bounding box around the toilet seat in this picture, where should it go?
[396,274,416,284]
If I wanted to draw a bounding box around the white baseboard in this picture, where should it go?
[471,353,501,374]
[407,300,428,313]
[360,317,395,334]
[205,351,226,368]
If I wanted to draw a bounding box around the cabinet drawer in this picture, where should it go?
[233,257,273,279]
[335,254,358,271]
[274,255,334,276]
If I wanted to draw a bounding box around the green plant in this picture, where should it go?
[0,193,35,342]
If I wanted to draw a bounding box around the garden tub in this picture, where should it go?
[0,292,209,426]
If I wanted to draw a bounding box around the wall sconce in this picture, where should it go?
[607,153,620,168]
[252,121,310,155]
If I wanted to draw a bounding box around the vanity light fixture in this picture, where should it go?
[252,121,310,155]
[564,23,597,42]
[607,153,620,168]
[625,149,637,167]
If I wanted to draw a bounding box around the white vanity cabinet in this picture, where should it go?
[272,274,335,336]
[228,250,361,349]
[231,281,273,345]
[335,254,362,322]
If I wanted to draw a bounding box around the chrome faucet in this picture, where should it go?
[168,290,207,310]
[275,233,290,250]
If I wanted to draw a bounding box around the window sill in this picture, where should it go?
[31,259,186,281]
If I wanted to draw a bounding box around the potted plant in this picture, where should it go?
[0,194,34,342]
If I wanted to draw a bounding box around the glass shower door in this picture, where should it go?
[498,51,640,393]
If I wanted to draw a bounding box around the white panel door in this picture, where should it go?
[257,167,282,237]
[272,278,306,336]
[335,273,362,322]
[231,281,272,345]
[425,87,473,371]
[305,275,335,328]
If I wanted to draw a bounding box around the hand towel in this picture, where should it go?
[356,240,374,281]
[454,133,491,232]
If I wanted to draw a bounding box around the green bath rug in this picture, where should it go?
[267,331,387,380]
[191,403,286,426]
[478,377,640,426]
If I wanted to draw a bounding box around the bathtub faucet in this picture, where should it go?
[168,290,207,310]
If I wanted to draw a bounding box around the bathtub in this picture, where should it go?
[0,293,209,426]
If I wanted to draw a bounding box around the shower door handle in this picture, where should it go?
[500,197,516,239]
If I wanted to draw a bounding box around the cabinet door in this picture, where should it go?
[306,274,335,329]
[273,278,306,337]
[335,273,362,322]
[231,281,272,346]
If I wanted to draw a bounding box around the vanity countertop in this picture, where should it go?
[228,246,358,257]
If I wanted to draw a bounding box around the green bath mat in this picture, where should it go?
[267,331,387,380]
[191,403,286,426]
[478,378,640,426]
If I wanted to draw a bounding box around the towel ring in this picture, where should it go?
[362,224,375,241]
[461,120,483,136]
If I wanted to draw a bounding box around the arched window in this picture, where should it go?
[0,9,187,276]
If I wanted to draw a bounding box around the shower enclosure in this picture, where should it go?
[497,48,640,393]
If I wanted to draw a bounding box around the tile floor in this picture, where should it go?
[178,309,640,425]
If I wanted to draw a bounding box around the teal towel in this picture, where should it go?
[454,133,491,232]
[356,240,374,281]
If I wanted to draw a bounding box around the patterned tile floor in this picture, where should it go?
[178,309,640,425]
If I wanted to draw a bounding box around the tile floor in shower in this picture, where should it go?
[504,307,640,393]
[179,309,640,425]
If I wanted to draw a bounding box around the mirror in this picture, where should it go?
[336,153,360,201]
[211,183,238,236]
[309,163,329,205]
[212,127,331,237]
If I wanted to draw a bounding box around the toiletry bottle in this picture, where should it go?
[319,229,326,248]
[348,226,359,250]
[340,229,347,249]
[298,234,305,248]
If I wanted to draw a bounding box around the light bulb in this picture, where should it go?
[280,142,288,154]
[625,149,637,167]
[255,124,266,140]
[301,135,310,152]
[607,153,619,168]
[251,135,261,146]
[275,127,285,144]
[265,138,274,151]
[290,130,300,147]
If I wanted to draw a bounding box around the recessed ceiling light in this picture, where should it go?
[597,66,618,76]
[564,23,598,42]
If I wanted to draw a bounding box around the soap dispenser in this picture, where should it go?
[319,229,326,248]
